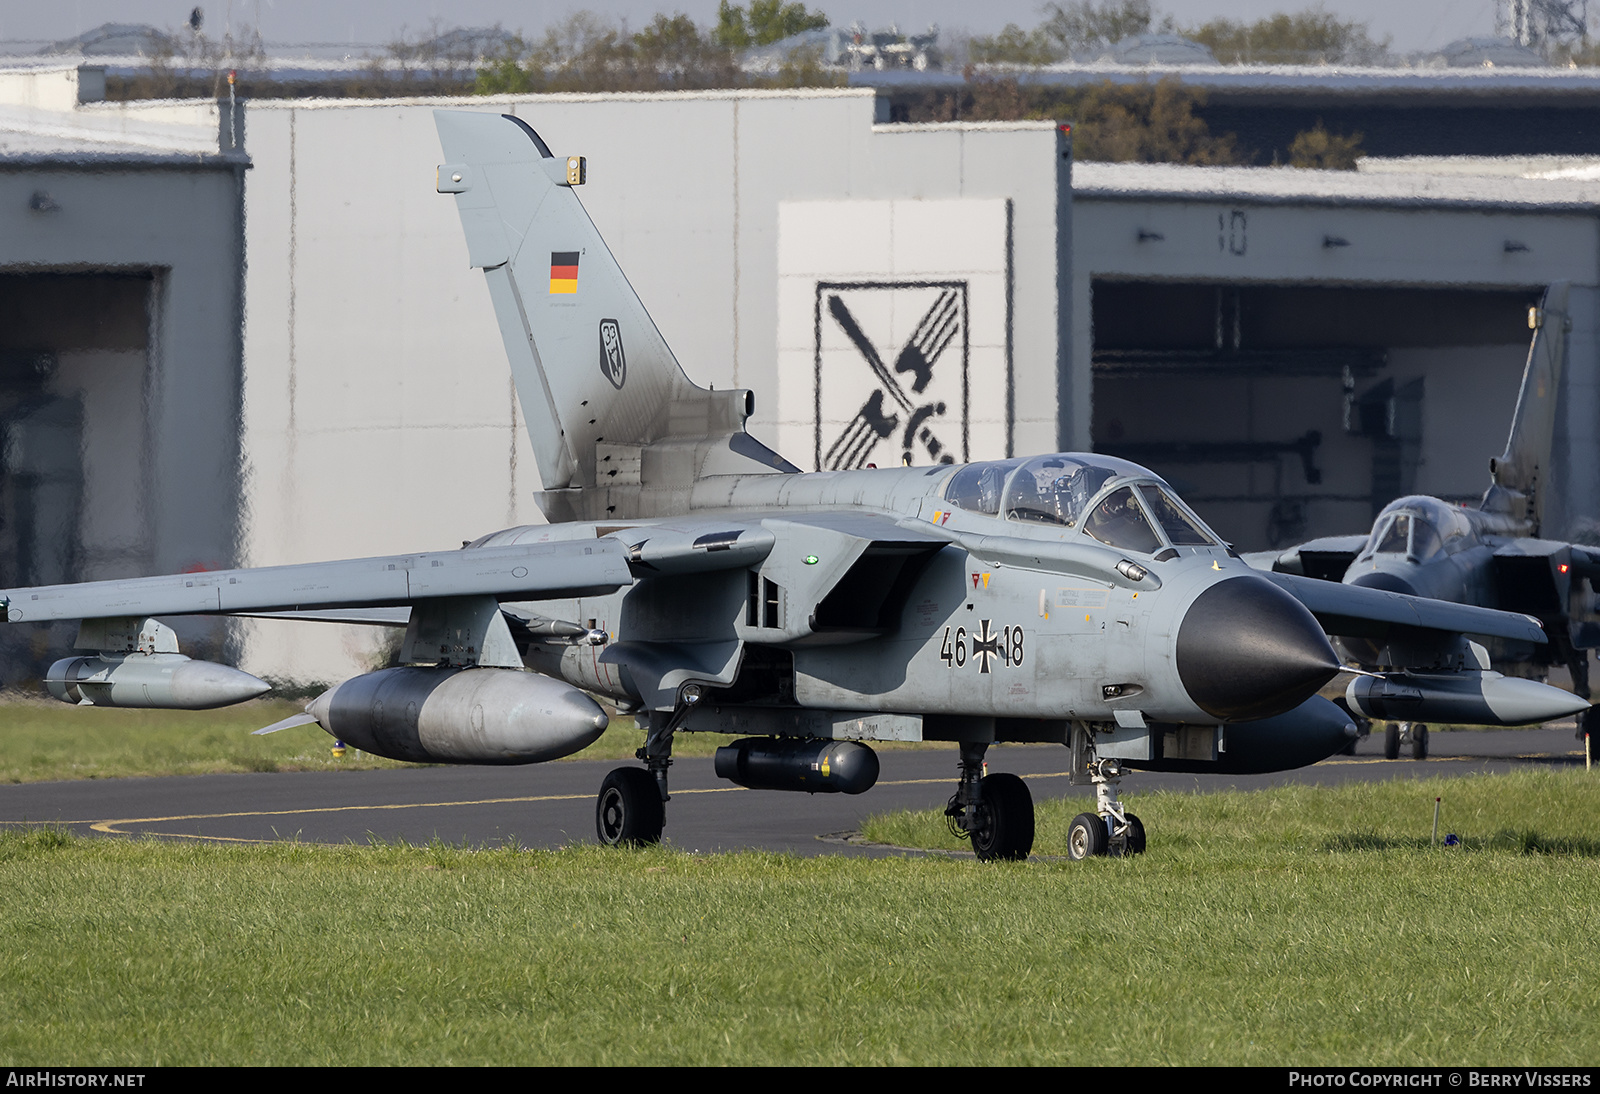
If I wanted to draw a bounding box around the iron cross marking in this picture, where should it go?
[973,619,1001,674]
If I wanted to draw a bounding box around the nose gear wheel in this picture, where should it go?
[1066,726,1150,860]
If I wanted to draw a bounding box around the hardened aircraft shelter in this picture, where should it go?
[1073,161,1600,555]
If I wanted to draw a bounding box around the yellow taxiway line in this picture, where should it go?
[17,757,1587,843]
[0,771,1077,843]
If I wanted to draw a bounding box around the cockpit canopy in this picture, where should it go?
[1359,495,1474,563]
[942,454,1219,555]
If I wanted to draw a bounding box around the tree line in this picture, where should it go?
[969,1,1390,66]
[474,4,835,94]
[102,2,1439,168]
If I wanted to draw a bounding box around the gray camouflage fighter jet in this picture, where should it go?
[0,112,1586,861]
[1260,283,1600,760]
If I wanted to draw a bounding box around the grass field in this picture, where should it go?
[0,696,953,784]
[2,769,1598,1065]
[0,697,404,783]
[863,764,1600,858]
[0,696,726,783]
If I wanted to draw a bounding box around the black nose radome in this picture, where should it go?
[1177,576,1341,721]
[1349,570,1418,598]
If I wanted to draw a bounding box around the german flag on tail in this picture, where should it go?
[549,251,579,294]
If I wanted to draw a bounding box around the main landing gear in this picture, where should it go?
[596,767,663,846]
[594,684,702,846]
[945,742,1035,861]
[1383,722,1429,760]
[1065,757,1145,860]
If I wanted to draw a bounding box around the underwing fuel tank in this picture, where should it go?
[46,653,271,710]
[1345,671,1591,727]
[306,666,609,764]
[714,737,880,794]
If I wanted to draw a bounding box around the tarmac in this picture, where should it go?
[0,722,1590,854]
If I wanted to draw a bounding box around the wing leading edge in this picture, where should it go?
[0,539,635,625]
[1263,570,1546,644]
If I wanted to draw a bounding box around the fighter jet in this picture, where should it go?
[1260,282,1600,760]
[0,111,1585,862]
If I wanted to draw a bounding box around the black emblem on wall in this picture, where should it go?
[599,318,626,390]
[813,281,968,472]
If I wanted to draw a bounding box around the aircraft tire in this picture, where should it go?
[1384,723,1401,760]
[1067,812,1108,861]
[1121,813,1147,856]
[1411,723,1429,761]
[971,772,1034,862]
[596,767,664,846]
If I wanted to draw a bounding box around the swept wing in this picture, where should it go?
[0,540,634,624]
[1263,570,1545,644]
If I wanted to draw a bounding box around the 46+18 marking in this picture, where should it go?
[940,619,1024,673]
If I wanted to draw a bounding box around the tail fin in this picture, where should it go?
[1482,281,1570,535]
[434,110,794,520]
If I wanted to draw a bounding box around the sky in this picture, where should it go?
[0,0,1506,55]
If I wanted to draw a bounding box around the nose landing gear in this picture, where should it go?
[1066,759,1146,860]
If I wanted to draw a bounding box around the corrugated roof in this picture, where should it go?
[1073,161,1600,211]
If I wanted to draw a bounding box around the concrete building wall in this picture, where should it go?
[233,91,1065,681]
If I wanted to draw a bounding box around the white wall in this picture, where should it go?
[776,198,1011,470]
[235,91,1065,681]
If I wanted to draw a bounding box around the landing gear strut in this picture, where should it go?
[595,683,702,847]
[1069,758,1145,859]
[944,742,1035,861]
[1565,644,1594,753]
[1067,724,1146,860]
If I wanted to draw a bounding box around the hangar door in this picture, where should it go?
[0,271,153,673]
[1091,282,1542,552]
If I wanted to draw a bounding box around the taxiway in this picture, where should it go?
[0,724,1588,853]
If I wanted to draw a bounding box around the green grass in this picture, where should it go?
[0,694,690,782]
[0,697,410,782]
[0,696,952,783]
[863,766,1600,858]
[2,771,1599,1064]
